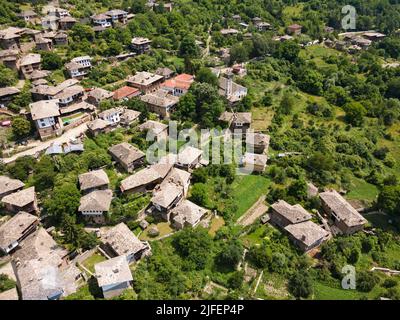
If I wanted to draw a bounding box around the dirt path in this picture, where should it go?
[1,122,88,164]
[237,195,268,226]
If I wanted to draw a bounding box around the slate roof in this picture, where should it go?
[78,169,110,192]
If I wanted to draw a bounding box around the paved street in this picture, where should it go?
[1,123,88,164]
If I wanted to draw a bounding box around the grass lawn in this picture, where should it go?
[251,107,274,132]
[241,224,270,247]
[345,178,379,203]
[81,253,107,274]
[208,216,225,237]
[231,175,271,221]
[312,281,365,300]
[139,222,174,241]
[257,272,290,300]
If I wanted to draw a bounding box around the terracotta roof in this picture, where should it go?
[161,73,194,91]
[113,86,140,100]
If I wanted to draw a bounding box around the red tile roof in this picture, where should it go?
[113,86,140,100]
[161,74,194,91]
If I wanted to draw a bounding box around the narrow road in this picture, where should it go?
[202,23,213,58]
[1,123,88,164]
[237,195,268,226]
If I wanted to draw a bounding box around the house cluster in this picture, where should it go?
[266,188,368,252]
[0,128,147,299]
[29,78,97,140]
[94,223,151,298]
[0,174,151,300]
[218,111,270,173]
[119,145,209,230]
[0,220,82,300]
[41,7,76,31]
[0,29,53,80]
[85,70,195,124]
[91,9,134,32]
[232,16,272,32]
[0,176,38,215]
[325,31,386,53]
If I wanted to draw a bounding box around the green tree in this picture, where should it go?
[288,271,313,299]
[172,228,213,270]
[11,117,31,138]
[0,274,15,293]
[216,242,243,269]
[190,183,210,207]
[179,34,199,58]
[377,185,400,215]
[342,102,367,126]
[0,64,17,87]
[230,43,249,64]
[44,182,81,224]
[41,51,63,70]
[196,67,218,87]
[278,92,295,115]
